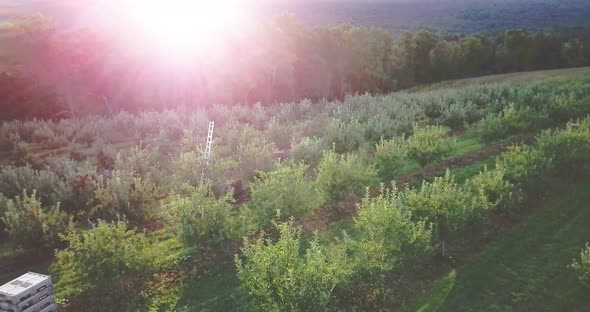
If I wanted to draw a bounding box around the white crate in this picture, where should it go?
[17,288,54,312]
[38,303,57,312]
[0,273,56,312]
[23,295,55,312]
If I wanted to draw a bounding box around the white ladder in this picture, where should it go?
[200,121,215,183]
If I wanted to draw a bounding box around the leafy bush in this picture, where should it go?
[266,117,297,150]
[52,221,172,299]
[290,136,328,169]
[354,183,433,272]
[0,165,70,206]
[407,125,455,167]
[1,190,72,249]
[234,137,275,182]
[235,221,353,311]
[93,171,159,225]
[164,184,254,247]
[374,137,408,182]
[59,171,99,217]
[546,94,590,123]
[323,119,366,154]
[496,144,552,186]
[0,193,9,233]
[404,171,491,255]
[570,243,590,285]
[316,150,377,203]
[170,151,205,188]
[471,106,547,144]
[441,102,479,130]
[537,119,590,172]
[465,166,520,214]
[251,162,324,222]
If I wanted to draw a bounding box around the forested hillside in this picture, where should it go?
[1,13,590,120]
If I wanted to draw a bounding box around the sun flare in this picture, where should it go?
[115,0,250,59]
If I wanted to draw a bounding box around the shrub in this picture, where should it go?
[61,173,97,217]
[497,145,552,186]
[0,193,8,233]
[92,171,159,225]
[208,157,241,195]
[163,184,254,247]
[323,119,365,154]
[464,166,519,213]
[354,183,433,272]
[235,221,353,311]
[170,151,205,188]
[404,171,491,255]
[374,137,408,182]
[546,94,590,123]
[0,165,70,206]
[1,190,73,249]
[266,117,296,150]
[251,162,324,222]
[51,221,172,299]
[537,119,590,172]
[570,243,590,285]
[471,106,547,144]
[441,102,477,130]
[290,136,328,169]
[316,150,378,203]
[234,137,275,182]
[407,125,455,167]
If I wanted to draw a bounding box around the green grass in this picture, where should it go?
[397,135,482,176]
[412,67,590,92]
[179,262,253,311]
[451,157,497,183]
[406,177,590,312]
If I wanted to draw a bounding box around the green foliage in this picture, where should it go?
[407,125,455,167]
[0,165,70,206]
[497,144,552,186]
[92,171,159,225]
[441,102,479,130]
[164,184,254,247]
[465,166,520,214]
[471,106,535,144]
[289,136,328,169]
[234,137,275,182]
[235,221,353,311]
[570,243,590,285]
[251,162,324,222]
[546,95,590,122]
[1,190,72,249]
[316,150,378,203]
[354,183,433,272]
[138,273,185,312]
[0,193,8,232]
[323,119,366,154]
[52,221,172,299]
[537,119,590,171]
[374,137,408,182]
[405,170,491,232]
[265,117,297,150]
[170,151,205,189]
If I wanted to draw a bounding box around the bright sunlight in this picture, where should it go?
[114,0,251,59]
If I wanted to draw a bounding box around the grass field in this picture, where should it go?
[407,177,590,312]
[412,66,590,92]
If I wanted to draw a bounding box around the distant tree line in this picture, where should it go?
[1,14,590,119]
